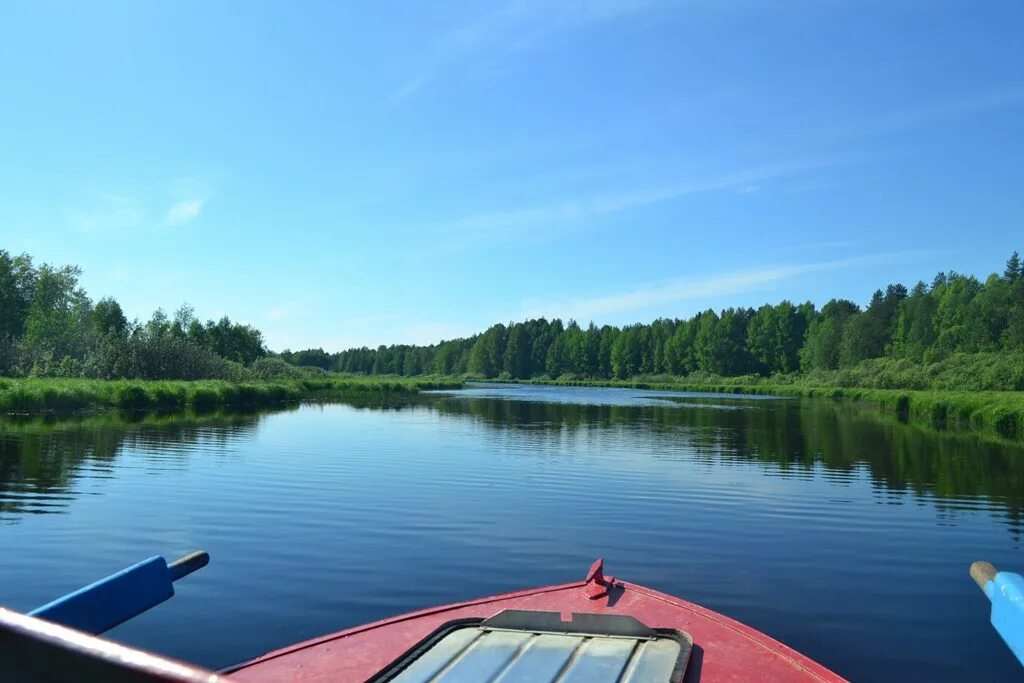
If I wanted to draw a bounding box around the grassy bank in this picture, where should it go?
[0,376,463,414]
[484,376,1024,443]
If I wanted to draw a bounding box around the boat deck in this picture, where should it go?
[376,609,690,682]
[229,563,846,682]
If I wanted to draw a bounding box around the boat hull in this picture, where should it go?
[229,575,846,682]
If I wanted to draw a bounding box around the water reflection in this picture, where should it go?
[428,393,1024,536]
[0,410,276,519]
[2,392,1023,538]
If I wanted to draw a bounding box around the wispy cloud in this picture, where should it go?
[163,199,204,226]
[520,251,929,322]
[424,160,826,255]
[829,86,1024,140]
[392,0,668,100]
[72,177,211,233]
[391,74,431,102]
[73,194,143,233]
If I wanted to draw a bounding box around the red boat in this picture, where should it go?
[1,555,846,682]
[230,558,845,682]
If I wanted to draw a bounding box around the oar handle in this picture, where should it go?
[971,561,997,592]
[168,551,210,582]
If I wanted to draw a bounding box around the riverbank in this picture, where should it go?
[0,376,463,414]
[484,376,1024,443]
[12,373,1022,445]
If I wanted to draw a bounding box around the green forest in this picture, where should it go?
[5,247,1024,393]
[283,252,1024,392]
[0,249,269,380]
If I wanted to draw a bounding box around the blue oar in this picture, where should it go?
[971,560,1024,667]
[29,551,209,635]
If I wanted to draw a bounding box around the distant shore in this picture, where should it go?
[479,376,1024,444]
[5,373,1024,447]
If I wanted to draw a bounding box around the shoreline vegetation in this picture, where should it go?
[479,376,1024,444]
[0,376,462,415]
[3,372,1023,447]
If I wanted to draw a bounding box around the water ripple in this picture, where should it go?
[1,390,1022,681]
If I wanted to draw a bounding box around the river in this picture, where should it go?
[1,383,1022,681]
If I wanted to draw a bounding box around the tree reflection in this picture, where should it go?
[429,396,1024,533]
[2,396,1022,539]
[0,409,279,519]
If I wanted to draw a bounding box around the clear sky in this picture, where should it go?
[2,1,1022,351]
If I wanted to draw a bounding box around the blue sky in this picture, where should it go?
[1,1,1022,351]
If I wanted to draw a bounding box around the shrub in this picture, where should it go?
[186,386,222,411]
[114,384,151,409]
[150,383,187,409]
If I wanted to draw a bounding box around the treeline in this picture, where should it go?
[9,246,1024,387]
[283,252,1024,381]
[0,250,266,379]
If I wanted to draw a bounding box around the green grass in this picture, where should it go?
[484,376,1024,443]
[0,375,463,415]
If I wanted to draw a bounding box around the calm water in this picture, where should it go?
[2,383,1023,681]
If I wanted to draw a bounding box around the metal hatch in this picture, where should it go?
[371,610,692,683]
